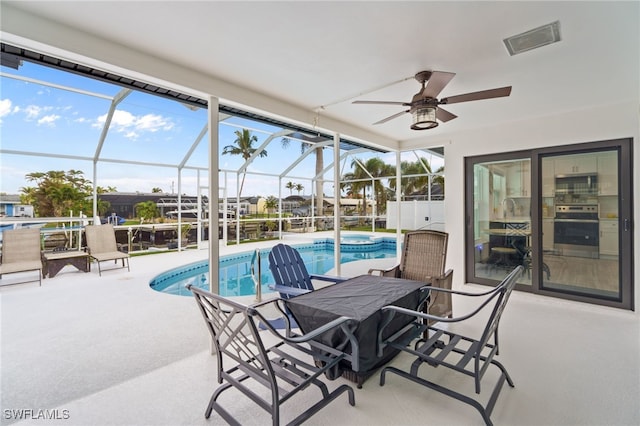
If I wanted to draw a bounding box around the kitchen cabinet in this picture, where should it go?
[599,220,618,256]
[597,151,618,196]
[505,160,531,197]
[542,219,554,250]
[554,154,597,175]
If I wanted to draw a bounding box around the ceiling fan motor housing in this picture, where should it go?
[414,70,433,84]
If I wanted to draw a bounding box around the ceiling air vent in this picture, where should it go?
[503,21,561,56]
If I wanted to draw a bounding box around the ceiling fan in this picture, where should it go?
[352,71,512,130]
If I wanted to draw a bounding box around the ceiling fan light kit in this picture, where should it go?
[411,107,438,130]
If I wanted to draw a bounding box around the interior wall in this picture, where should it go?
[442,100,639,311]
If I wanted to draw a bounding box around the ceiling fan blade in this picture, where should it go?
[373,110,410,125]
[353,100,408,106]
[436,107,457,123]
[423,71,456,98]
[442,86,512,104]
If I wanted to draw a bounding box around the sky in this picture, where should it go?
[0,60,443,199]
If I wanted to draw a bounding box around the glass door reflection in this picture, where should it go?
[540,150,620,299]
[473,158,531,284]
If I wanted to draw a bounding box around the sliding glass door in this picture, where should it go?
[471,155,531,285]
[465,139,633,310]
[540,150,619,299]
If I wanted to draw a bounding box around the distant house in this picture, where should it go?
[282,195,308,215]
[225,196,263,216]
[97,192,204,219]
[0,194,34,218]
[406,182,445,201]
[95,192,378,220]
[325,198,374,215]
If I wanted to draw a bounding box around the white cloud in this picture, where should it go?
[136,113,174,132]
[110,109,136,127]
[93,109,175,140]
[37,114,61,127]
[23,105,40,119]
[0,99,12,123]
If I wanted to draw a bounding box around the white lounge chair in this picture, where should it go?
[0,228,43,286]
[85,224,130,276]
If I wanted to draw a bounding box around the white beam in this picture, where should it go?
[333,133,341,276]
[94,88,131,162]
[280,141,332,178]
[208,96,220,294]
[0,71,113,99]
[237,129,292,174]
[179,123,208,169]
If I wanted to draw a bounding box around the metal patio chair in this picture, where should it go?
[0,227,43,286]
[186,285,355,426]
[378,265,523,426]
[369,230,453,322]
[268,243,346,300]
[84,224,129,276]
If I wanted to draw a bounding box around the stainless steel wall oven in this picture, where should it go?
[554,205,599,258]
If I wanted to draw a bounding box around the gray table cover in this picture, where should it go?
[286,274,427,379]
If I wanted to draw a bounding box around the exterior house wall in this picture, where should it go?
[436,100,639,311]
[1,204,34,218]
[254,198,266,215]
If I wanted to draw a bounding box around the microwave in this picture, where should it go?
[555,173,598,196]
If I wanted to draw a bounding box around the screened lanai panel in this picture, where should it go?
[184,127,209,170]
[2,60,123,97]
[94,163,202,195]
[1,62,116,158]
[216,116,341,197]
[4,157,93,194]
[99,90,209,165]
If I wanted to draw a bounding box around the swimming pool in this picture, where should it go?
[150,236,398,297]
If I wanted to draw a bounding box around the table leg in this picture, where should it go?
[44,255,90,278]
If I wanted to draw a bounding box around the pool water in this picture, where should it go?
[150,237,397,297]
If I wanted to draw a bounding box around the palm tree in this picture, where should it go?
[432,165,445,197]
[263,195,278,218]
[389,160,428,199]
[222,129,267,197]
[285,181,295,195]
[294,183,304,195]
[342,168,368,216]
[389,157,441,200]
[348,157,393,215]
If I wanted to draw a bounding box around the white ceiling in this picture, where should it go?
[2,1,639,151]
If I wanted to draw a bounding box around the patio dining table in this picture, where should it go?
[285,274,428,388]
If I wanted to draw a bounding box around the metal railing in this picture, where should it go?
[251,248,262,302]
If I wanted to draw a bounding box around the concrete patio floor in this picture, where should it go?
[1,234,638,425]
